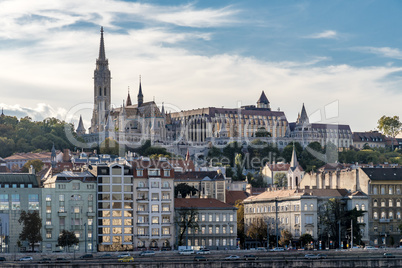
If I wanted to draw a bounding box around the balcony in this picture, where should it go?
[58,211,67,217]
[137,210,150,214]
[137,222,149,226]
[87,212,96,217]
[136,187,149,191]
[136,198,149,202]
[380,219,391,223]
[161,210,171,214]
[45,225,53,229]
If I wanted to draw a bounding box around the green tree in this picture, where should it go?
[174,183,198,198]
[100,137,120,155]
[233,153,244,181]
[255,127,271,137]
[0,137,15,158]
[57,230,79,252]
[281,142,303,163]
[21,159,44,173]
[299,233,313,248]
[248,173,267,188]
[378,115,402,151]
[175,207,199,247]
[274,173,287,187]
[222,141,242,166]
[246,220,267,246]
[235,200,245,249]
[18,210,42,252]
[279,229,293,247]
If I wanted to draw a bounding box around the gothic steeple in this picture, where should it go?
[76,115,86,135]
[296,103,309,125]
[290,144,298,168]
[90,27,111,134]
[126,87,132,106]
[138,75,144,107]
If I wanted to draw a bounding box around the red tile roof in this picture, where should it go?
[225,190,249,205]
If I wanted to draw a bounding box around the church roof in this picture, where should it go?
[257,91,269,104]
[126,89,132,106]
[296,103,309,124]
[98,27,106,61]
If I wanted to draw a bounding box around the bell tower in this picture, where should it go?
[90,27,111,133]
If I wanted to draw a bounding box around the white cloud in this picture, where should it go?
[353,46,402,60]
[306,30,338,39]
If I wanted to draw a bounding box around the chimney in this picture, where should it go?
[29,165,35,174]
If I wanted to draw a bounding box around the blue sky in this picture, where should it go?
[1,0,402,132]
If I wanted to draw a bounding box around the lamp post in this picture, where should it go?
[275,198,278,248]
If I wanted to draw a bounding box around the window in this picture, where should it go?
[373,186,378,195]
[362,204,366,211]
[87,184,94,189]
[398,200,401,207]
[229,214,234,222]
[137,170,143,177]
[163,170,170,177]
[397,212,401,219]
[304,204,308,211]
[381,200,385,207]
[0,194,9,210]
[149,169,160,176]
[381,186,385,195]
[138,181,145,188]
[374,211,378,219]
[163,181,170,188]
[162,227,170,235]
[230,226,234,234]
[201,214,205,222]
[151,193,159,201]
[73,183,80,190]
[223,226,227,234]
[216,214,220,222]
[152,228,159,236]
[215,226,219,234]
[28,194,39,210]
[201,226,205,234]
[310,204,314,211]
[59,195,65,201]
[374,200,378,207]
[152,216,159,224]
[389,199,393,207]
[46,195,51,201]
[162,205,169,212]
[152,205,159,212]
[295,215,299,224]
[389,211,393,219]
[389,187,393,195]
[222,214,227,222]
[305,215,313,224]
[151,181,159,188]
[381,211,386,219]
[208,226,213,234]
[11,194,20,210]
[209,214,212,222]
[46,230,52,239]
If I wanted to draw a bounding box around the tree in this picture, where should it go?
[57,230,79,252]
[274,173,287,187]
[99,137,120,155]
[255,127,271,137]
[174,183,198,198]
[21,159,44,173]
[18,210,42,252]
[281,142,303,163]
[378,115,402,151]
[233,153,244,181]
[299,233,313,248]
[246,219,267,246]
[279,229,293,247]
[175,207,199,247]
[235,200,245,249]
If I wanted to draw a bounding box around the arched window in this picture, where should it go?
[373,200,378,207]
[138,181,145,188]
[150,240,158,248]
[310,204,314,211]
[381,211,386,219]
[163,240,170,248]
[381,199,386,207]
[362,204,366,211]
[397,212,401,219]
[137,240,145,248]
[355,204,360,210]
[304,204,308,211]
[397,200,401,207]
[389,211,393,219]
[389,199,393,207]
[373,212,378,219]
[163,181,170,188]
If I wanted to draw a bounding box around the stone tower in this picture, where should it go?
[90,27,111,133]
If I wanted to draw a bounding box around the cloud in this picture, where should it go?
[0,103,67,121]
[352,46,402,60]
[305,30,338,39]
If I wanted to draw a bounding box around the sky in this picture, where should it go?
[1,0,402,132]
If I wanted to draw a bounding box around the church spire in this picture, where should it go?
[138,75,144,107]
[76,115,86,135]
[257,90,270,110]
[99,26,106,60]
[296,103,309,125]
[126,86,132,106]
[290,143,298,168]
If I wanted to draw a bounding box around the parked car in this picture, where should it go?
[271,247,285,252]
[140,250,155,256]
[38,258,51,263]
[19,256,33,261]
[317,254,327,259]
[79,254,94,259]
[194,256,208,261]
[117,253,131,258]
[118,256,134,262]
[365,246,378,250]
[383,253,395,258]
[244,254,258,260]
[225,255,240,260]
[0,257,6,261]
[196,249,210,255]
[304,254,319,259]
[256,247,266,251]
[179,249,195,255]
[99,254,113,259]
